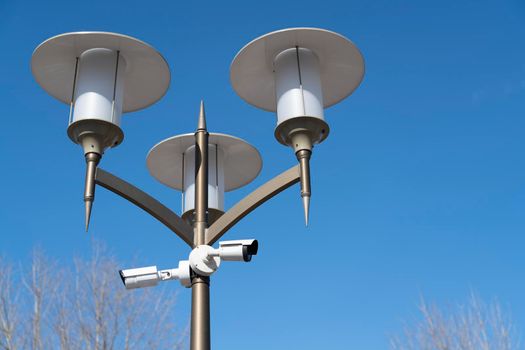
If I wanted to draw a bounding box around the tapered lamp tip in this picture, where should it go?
[197,100,207,130]
[83,153,100,232]
[85,200,93,232]
[302,195,310,226]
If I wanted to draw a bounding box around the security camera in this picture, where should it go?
[217,239,258,262]
[189,239,259,276]
[119,265,159,289]
[189,245,221,276]
[119,260,191,289]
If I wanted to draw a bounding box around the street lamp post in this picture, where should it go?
[31,28,364,350]
[193,103,211,349]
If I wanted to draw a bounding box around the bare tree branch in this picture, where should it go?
[391,293,520,350]
[0,242,187,350]
[0,257,19,350]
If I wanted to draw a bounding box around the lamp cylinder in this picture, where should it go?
[67,48,127,156]
[72,48,126,127]
[274,47,324,125]
[183,144,225,216]
[273,47,329,148]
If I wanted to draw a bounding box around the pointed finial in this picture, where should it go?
[296,149,312,227]
[302,195,310,226]
[83,153,101,232]
[197,100,207,131]
[85,200,93,232]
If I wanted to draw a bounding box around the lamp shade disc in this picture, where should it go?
[147,133,262,192]
[230,27,365,112]
[31,31,170,113]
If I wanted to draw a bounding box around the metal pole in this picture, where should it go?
[191,101,211,350]
[191,275,210,350]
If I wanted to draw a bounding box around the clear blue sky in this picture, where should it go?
[1,0,525,349]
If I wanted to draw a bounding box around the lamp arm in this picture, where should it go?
[95,168,194,246]
[206,165,301,245]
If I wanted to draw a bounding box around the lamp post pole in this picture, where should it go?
[191,102,211,350]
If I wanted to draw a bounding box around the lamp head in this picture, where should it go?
[31,31,170,231]
[31,31,170,155]
[230,28,365,225]
[146,132,262,225]
[230,27,365,151]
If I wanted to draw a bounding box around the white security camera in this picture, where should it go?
[189,245,221,276]
[119,265,159,289]
[217,239,258,262]
[119,260,191,289]
[189,239,259,276]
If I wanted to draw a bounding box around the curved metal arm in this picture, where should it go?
[95,168,194,246]
[206,165,300,245]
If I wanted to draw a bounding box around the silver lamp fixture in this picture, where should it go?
[230,27,365,224]
[146,102,262,225]
[31,32,170,230]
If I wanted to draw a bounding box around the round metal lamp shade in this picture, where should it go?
[230,27,365,112]
[31,31,170,113]
[146,133,262,192]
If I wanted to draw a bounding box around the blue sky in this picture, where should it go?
[1,0,525,349]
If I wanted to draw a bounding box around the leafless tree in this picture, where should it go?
[391,294,520,350]
[0,257,20,350]
[0,245,187,350]
[21,250,59,350]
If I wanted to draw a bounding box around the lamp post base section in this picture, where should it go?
[190,276,211,350]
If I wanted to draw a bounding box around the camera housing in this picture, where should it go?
[119,265,160,289]
[119,260,191,289]
[188,239,259,276]
[219,239,258,262]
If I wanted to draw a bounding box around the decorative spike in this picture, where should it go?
[197,100,207,131]
[296,149,312,227]
[302,195,310,226]
[85,200,93,232]
[84,152,101,232]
